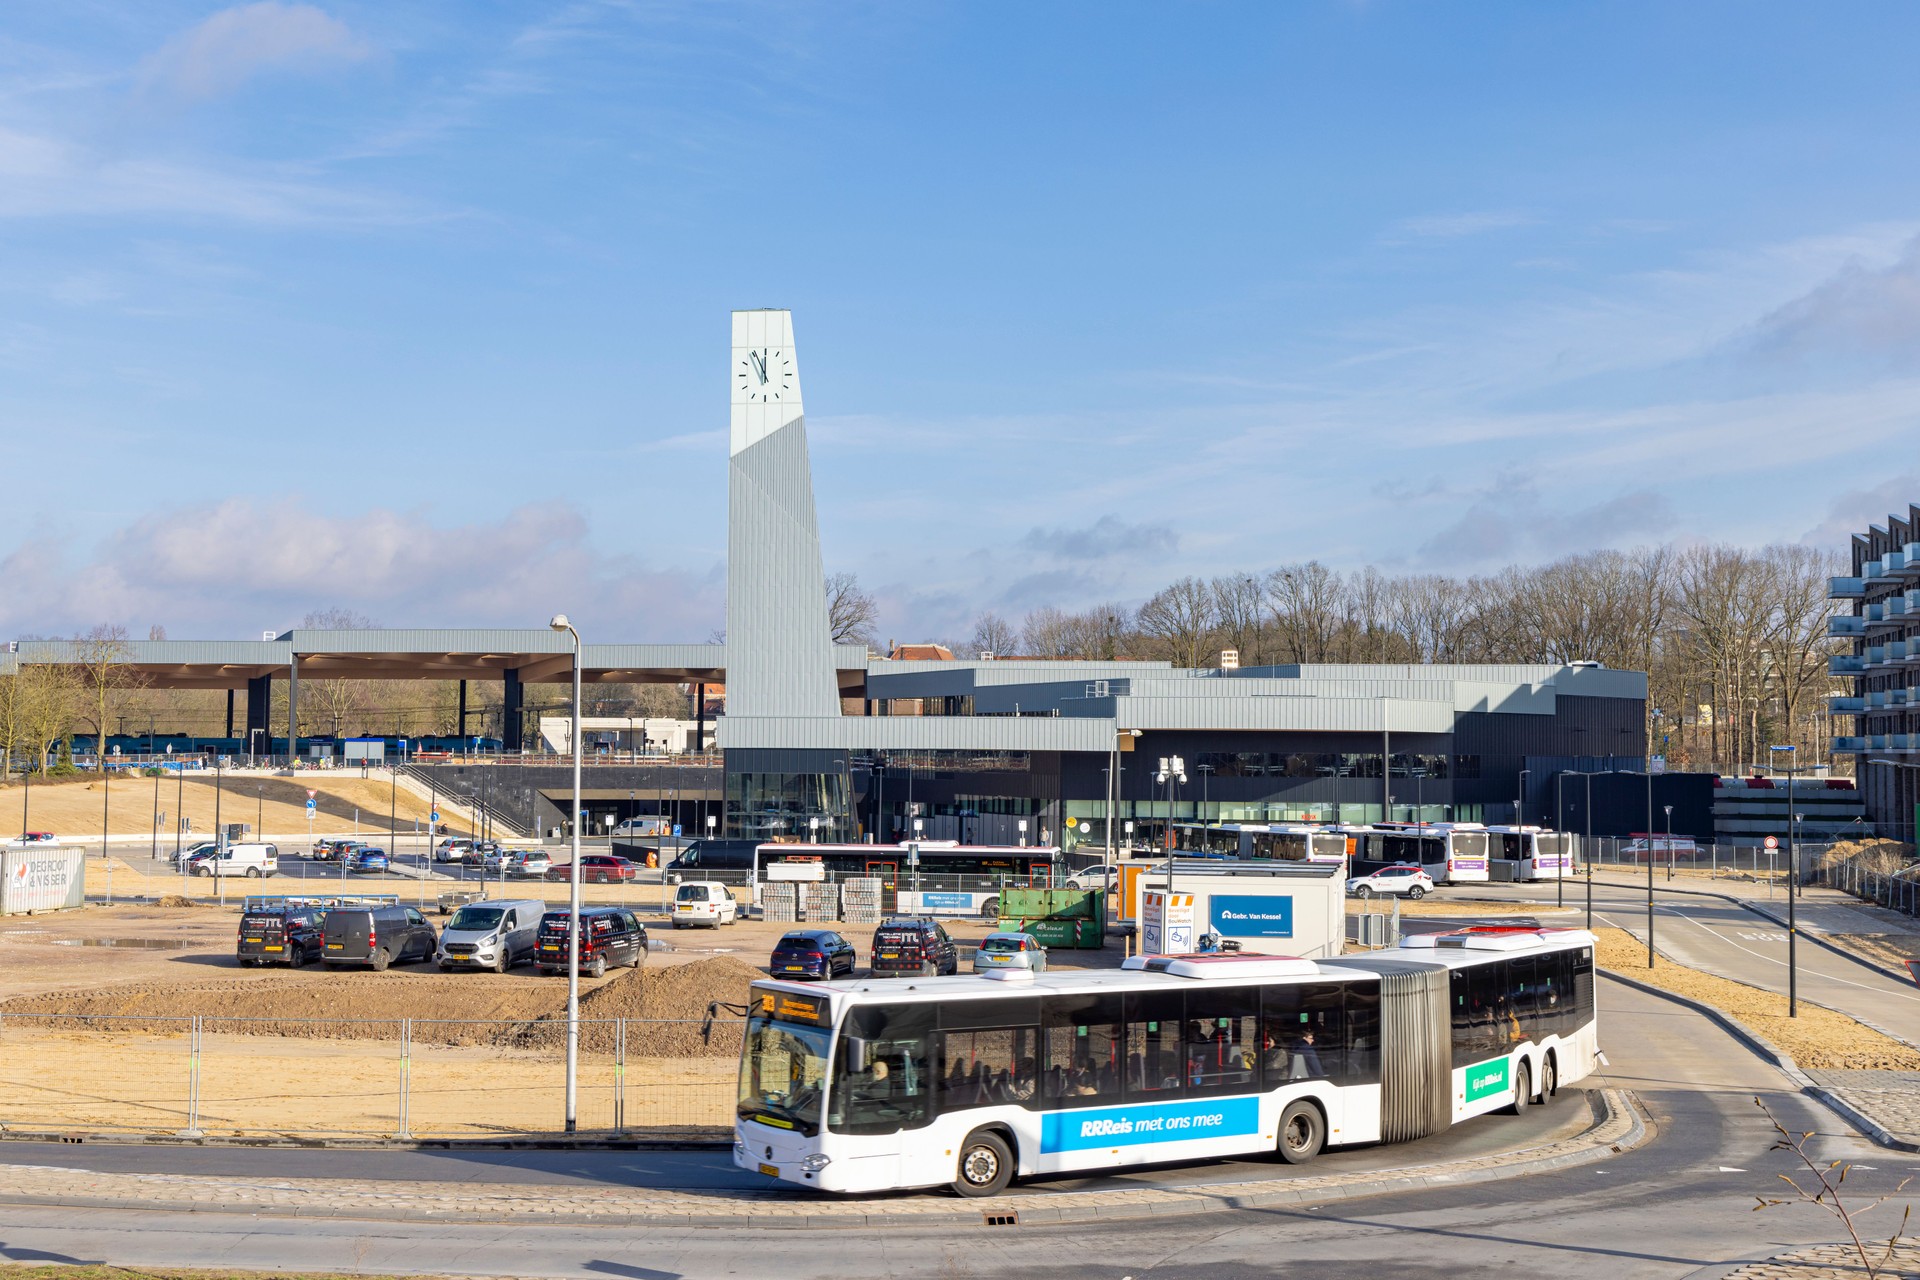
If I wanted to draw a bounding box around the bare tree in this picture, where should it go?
[298,609,379,738]
[1267,562,1346,663]
[1211,573,1267,666]
[968,612,1017,658]
[1136,577,1219,668]
[826,573,880,648]
[1060,604,1131,661]
[68,625,145,764]
[1020,607,1078,658]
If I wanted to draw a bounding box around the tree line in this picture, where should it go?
[953,543,1847,774]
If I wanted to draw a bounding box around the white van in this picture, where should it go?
[672,880,739,928]
[436,898,544,972]
[192,843,279,878]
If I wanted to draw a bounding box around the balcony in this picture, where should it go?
[1830,576,1867,598]
[1868,555,1904,584]
[1893,640,1915,664]
[1830,615,1868,637]
[1832,736,1869,753]
[1901,542,1920,575]
[1864,646,1890,669]
[1830,654,1866,676]
[1830,695,1866,714]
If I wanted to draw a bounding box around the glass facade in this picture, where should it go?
[725,770,854,842]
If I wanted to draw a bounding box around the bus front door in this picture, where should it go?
[866,861,899,914]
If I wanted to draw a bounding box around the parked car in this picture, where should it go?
[1064,865,1119,892]
[869,917,959,977]
[308,838,348,863]
[545,854,638,884]
[533,907,648,978]
[5,831,59,846]
[170,839,218,867]
[507,851,552,879]
[612,816,669,838]
[436,838,475,865]
[461,842,501,867]
[237,906,325,967]
[191,842,279,878]
[972,930,1048,973]
[346,846,391,874]
[672,880,739,928]
[1346,864,1435,899]
[768,929,857,980]
[436,899,544,973]
[322,905,437,970]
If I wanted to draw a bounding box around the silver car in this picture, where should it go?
[972,931,1048,973]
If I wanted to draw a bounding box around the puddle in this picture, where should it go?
[48,937,195,950]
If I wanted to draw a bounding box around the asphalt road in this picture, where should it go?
[1578,879,1920,1043]
[5,978,1915,1278]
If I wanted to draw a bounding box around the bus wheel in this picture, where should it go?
[952,1130,1014,1197]
[1506,1061,1531,1115]
[980,898,999,920]
[1539,1053,1557,1104]
[1276,1101,1324,1164]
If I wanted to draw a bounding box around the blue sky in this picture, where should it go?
[4,2,1919,644]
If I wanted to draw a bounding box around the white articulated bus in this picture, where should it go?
[1485,826,1576,882]
[735,926,1598,1196]
[1349,823,1491,884]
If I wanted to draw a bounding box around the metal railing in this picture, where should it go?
[0,1012,745,1140]
[1809,848,1920,921]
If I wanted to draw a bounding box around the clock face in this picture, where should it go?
[736,347,794,403]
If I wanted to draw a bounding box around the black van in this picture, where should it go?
[665,838,758,875]
[236,907,325,967]
[534,907,648,978]
[322,905,438,971]
[869,917,960,978]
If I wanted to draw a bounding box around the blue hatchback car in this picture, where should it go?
[768,929,857,980]
[347,847,390,873]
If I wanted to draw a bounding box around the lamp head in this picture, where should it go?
[549,614,570,632]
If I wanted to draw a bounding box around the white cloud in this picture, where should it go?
[1389,210,1537,240]
[0,122,427,225]
[138,2,375,103]
[0,497,723,642]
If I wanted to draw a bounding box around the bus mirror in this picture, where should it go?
[843,1036,874,1072]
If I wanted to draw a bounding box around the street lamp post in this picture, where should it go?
[1663,804,1675,881]
[1557,770,1599,929]
[1154,756,1186,902]
[549,614,584,1132]
[1771,744,1799,1017]
[1197,762,1215,834]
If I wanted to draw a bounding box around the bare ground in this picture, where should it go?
[0,772,471,839]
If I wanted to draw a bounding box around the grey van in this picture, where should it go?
[437,898,544,973]
[322,905,437,971]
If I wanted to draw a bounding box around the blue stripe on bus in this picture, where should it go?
[1039,1097,1261,1153]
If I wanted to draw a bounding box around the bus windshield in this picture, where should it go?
[738,1017,832,1136]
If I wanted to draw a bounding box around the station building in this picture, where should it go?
[2,310,1649,847]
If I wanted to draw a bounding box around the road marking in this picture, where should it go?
[1600,901,1920,1007]
[1718,1166,1746,1172]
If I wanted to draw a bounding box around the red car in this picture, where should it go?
[544,854,638,884]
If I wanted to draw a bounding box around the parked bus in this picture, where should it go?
[1160,823,1349,864]
[753,843,1063,919]
[1484,826,1575,882]
[1346,823,1490,884]
[735,925,1598,1196]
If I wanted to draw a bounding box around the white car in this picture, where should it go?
[1064,865,1118,892]
[1346,864,1435,899]
[507,851,553,878]
[435,839,474,864]
[672,881,739,928]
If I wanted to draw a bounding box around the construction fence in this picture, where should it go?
[0,1013,745,1141]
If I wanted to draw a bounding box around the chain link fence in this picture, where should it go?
[1807,846,1920,921]
[0,1012,744,1140]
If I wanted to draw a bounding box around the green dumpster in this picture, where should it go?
[998,887,1105,949]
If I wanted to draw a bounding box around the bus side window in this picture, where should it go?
[1122,991,1184,1098]
[1182,987,1257,1094]
[833,1003,935,1135]
[1343,981,1381,1084]
[1040,994,1123,1108]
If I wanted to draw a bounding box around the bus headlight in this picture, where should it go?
[798,1154,831,1173]
[733,1139,747,1159]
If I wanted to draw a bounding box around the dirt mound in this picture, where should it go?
[0,956,766,1058]
[505,957,765,1057]
[1823,839,1915,873]
[156,894,203,908]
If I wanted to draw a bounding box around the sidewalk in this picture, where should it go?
[0,1089,1644,1229]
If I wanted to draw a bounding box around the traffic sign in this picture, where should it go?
[307,789,317,799]
[1763,835,1779,850]
[431,810,441,823]
[305,799,317,814]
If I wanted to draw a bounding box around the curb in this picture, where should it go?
[0,1128,729,1152]
[0,1089,1649,1230]
[1598,970,1920,1155]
